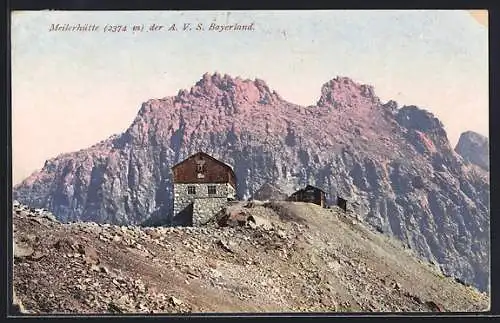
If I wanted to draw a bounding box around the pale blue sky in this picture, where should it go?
[11,10,488,183]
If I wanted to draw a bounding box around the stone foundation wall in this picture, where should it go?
[173,183,236,226]
[193,197,228,226]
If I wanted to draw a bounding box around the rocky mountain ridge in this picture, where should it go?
[13,72,490,292]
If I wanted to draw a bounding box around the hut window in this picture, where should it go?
[188,186,196,195]
[208,185,217,195]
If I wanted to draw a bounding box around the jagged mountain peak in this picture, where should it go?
[317,76,380,108]
[176,72,281,106]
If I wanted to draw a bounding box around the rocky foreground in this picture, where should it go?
[12,201,489,314]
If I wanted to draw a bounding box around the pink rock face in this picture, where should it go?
[13,73,489,293]
[317,76,380,109]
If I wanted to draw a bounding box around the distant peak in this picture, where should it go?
[458,131,488,142]
[455,130,489,171]
[317,76,380,108]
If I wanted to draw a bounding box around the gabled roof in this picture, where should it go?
[293,185,327,194]
[171,151,236,178]
[304,185,326,193]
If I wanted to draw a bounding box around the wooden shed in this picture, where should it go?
[287,185,327,208]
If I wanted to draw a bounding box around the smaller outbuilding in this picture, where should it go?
[286,185,327,208]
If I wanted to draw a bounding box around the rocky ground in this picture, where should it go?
[12,201,489,314]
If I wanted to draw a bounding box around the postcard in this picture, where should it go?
[10,9,489,314]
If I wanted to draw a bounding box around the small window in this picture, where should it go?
[208,185,217,195]
[188,186,196,194]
